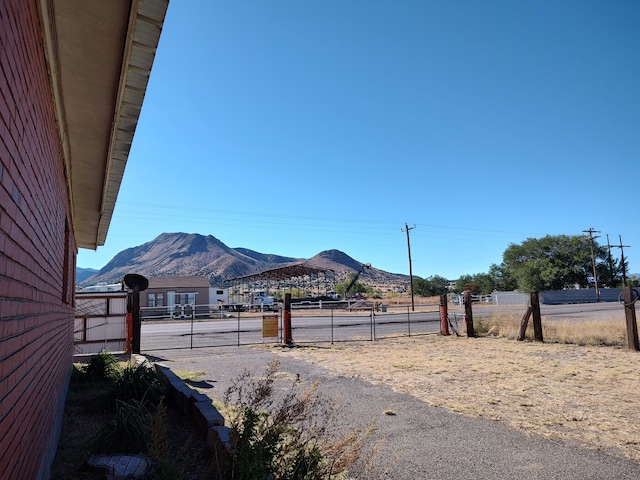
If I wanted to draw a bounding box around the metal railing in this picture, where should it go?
[140,304,442,351]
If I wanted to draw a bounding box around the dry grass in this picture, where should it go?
[475,312,628,346]
[271,313,640,461]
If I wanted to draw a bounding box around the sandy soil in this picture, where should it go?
[274,334,640,461]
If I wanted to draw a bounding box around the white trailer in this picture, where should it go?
[209,287,229,306]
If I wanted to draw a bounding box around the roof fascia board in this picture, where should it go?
[97,0,169,247]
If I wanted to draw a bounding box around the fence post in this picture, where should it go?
[531,292,543,342]
[370,309,375,341]
[282,293,292,345]
[190,311,194,349]
[517,306,533,341]
[623,287,639,351]
[130,287,141,353]
[407,305,411,336]
[330,308,334,344]
[237,311,241,346]
[439,294,449,335]
[463,292,476,337]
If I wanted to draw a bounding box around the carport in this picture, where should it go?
[224,263,337,302]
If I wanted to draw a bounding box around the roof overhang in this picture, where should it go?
[37,0,169,249]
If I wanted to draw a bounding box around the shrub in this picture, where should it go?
[82,350,120,382]
[219,359,377,479]
[93,398,152,453]
[115,362,166,408]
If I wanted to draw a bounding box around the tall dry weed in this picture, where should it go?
[219,359,381,479]
[476,312,627,346]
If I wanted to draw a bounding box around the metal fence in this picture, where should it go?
[140,303,443,351]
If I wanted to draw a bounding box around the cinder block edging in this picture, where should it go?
[132,355,233,451]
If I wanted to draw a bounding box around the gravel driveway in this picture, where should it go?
[146,344,640,480]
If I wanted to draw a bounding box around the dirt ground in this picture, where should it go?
[272,334,640,462]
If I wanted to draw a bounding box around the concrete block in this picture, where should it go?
[168,383,192,413]
[190,390,211,404]
[192,401,225,437]
[207,425,233,451]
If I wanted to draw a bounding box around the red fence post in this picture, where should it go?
[440,294,449,335]
[282,293,292,345]
[125,312,133,353]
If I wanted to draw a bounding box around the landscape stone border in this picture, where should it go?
[131,355,232,454]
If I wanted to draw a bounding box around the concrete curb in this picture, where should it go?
[132,355,233,452]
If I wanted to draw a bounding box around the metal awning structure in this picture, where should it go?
[224,263,337,300]
[226,264,332,283]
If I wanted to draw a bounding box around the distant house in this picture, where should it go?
[0,1,168,478]
[140,276,211,319]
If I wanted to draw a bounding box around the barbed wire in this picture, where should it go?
[618,288,639,307]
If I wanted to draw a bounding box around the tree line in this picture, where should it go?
[412,234,632,296]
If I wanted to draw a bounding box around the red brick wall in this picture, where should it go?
[1,1,76,479]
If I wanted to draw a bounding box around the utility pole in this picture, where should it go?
[606,234,615,288]
[612,235,631,286]
[583,228,600,302]
[402,223,416,311]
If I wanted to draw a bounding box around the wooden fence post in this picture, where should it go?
[463,291,476,337]
[517,306,533,341]
[440,294,449,335]
[531,291,543,342]
[622,287,639,351]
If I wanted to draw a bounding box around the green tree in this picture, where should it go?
[454,273,494,295]
[455,274,475,294]
[488,263,518,291]
[598,253,626,288]
[335,274,371,298]
[473,273,495,295]
[413,275,449,297]
[501,234,607,292]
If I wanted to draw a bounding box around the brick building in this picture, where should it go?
[0,1,168,478]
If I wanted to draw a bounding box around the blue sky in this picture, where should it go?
[78,0,640,280]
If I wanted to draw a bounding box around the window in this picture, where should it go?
[177,293,195,305]
[148,293,156,307]
[156,293,165,307]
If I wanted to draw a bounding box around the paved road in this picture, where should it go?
[146,345,640,480]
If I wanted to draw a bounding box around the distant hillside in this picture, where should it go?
[76,267,99,283]
[79,233,409,290]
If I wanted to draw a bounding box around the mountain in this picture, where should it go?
[306,250,403,286]
[80,233,409,289]
[76,267,99,283]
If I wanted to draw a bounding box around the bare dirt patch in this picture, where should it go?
[272,335,640,461]
[51,375,214,480]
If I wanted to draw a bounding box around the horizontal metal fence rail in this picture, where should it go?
[140,306,442,352]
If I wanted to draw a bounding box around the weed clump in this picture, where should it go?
[73,353,173,461]
[80,350,120,382]
[219,359,377,479]
[115,362,166,407]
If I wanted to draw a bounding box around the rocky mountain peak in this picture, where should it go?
[80,232,408,289]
